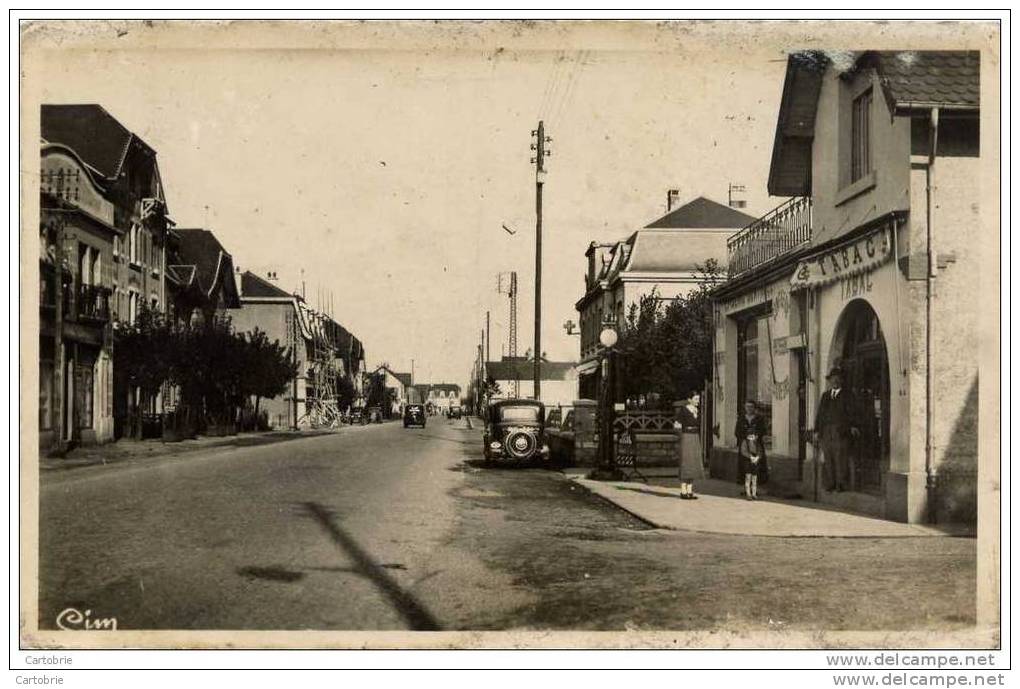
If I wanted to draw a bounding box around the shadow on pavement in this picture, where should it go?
[301,501,442,631]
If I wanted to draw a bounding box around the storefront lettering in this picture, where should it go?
[841,270,874,300]
[791,226,892,292]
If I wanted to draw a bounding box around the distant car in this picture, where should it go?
[403,404,426,428]
[483,399,549,464]
[448,405,462,419]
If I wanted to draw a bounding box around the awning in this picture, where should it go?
[790,225,893,291]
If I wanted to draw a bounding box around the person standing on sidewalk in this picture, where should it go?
[735,400,769,495]
[675,393,701,500]
[813,365,860,492]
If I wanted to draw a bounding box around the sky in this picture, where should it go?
[27,21,789,388]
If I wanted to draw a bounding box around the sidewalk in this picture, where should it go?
[39,427,344,472]
[565,469,975,538]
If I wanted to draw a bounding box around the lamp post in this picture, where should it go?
[592,321,624,480]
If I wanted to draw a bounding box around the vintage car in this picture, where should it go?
[483,399,549,464]
[403,403,426,428]
[448,405,463,420]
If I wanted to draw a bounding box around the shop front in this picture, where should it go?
[712,217,910,520]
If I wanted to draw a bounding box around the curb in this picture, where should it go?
[566,475,665,531]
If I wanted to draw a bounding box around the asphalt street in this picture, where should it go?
[38,419,977,631]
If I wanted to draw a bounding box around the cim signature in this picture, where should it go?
[55,608,117,631]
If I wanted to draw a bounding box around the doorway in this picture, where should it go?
[834,299,890,492]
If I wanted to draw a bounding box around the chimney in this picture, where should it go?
[234,266,243,296]
[728,183,747,209]
[667,189,681,212]
[267,270,278,281]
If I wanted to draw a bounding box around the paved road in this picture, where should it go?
[38,419,977,631]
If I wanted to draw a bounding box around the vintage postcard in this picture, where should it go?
[17,18,1002,653]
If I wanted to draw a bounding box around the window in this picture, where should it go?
[851,89,872,183]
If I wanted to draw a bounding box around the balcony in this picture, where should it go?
[76,284,112,323]
[727,196,812,277]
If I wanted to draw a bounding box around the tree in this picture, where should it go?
[614,260,723,406]
[241,328,299,425]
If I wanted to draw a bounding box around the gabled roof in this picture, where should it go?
[172,229,241,307]
[645,196,757,229]
[240,271,292,299]
[393,372,413,388]
[768,50,981,196]
[485,360,576,382]
[41,104,155,180]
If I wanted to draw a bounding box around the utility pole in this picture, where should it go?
[485,312,490,379]
[531,120,550,400]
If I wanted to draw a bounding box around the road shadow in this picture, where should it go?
[300,501,442,631]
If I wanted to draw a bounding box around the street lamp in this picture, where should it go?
[590,320,625,480]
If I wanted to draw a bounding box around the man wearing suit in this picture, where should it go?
[814,365,860,492]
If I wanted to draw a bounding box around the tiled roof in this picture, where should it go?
[173,229,240,307]
[241,271,292,299]
[645,196,757,229]
[41,104,152,180]
[868,51,980,108]
[486,360,576,382]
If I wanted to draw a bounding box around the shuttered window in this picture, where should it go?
[851,90,873,183]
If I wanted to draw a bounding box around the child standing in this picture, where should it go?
[736,400,769,500]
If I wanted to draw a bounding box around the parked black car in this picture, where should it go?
[403,404,426,428]
[483,399,549,464]
[448,405,463,420]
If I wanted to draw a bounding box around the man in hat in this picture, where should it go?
[813,365,860,492]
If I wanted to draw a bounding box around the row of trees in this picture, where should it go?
[115,306,298,437]
[613,260,722,407]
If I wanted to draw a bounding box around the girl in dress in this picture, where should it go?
[735,400,769,499]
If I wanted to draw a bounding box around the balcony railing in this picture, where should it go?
[727,196,812,277]
[76,284,112,323]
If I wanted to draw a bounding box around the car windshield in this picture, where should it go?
[498,406,541,422]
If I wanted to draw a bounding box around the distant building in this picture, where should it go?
[411,383,462,412]
[485,356,578,407]
[231,270,366,428]
[575,195,755,398]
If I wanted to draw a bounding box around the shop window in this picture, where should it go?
[851,89,873,183]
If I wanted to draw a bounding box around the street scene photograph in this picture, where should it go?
[18,17,1001,654]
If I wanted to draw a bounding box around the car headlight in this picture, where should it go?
[490,441,502,450]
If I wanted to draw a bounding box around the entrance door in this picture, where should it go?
[838,300,890,492]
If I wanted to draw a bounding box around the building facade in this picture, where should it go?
[710,51,980,524]
[485,357,578,407]
[575,195,755,398]
[40,104,174,450]
[231,271,366,429]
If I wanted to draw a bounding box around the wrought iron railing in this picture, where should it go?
[727,196,812,277]
[76,284,112,322]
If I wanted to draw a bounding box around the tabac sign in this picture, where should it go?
[789,226,892,291]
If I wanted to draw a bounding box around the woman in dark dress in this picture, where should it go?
[735,400,769,494]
